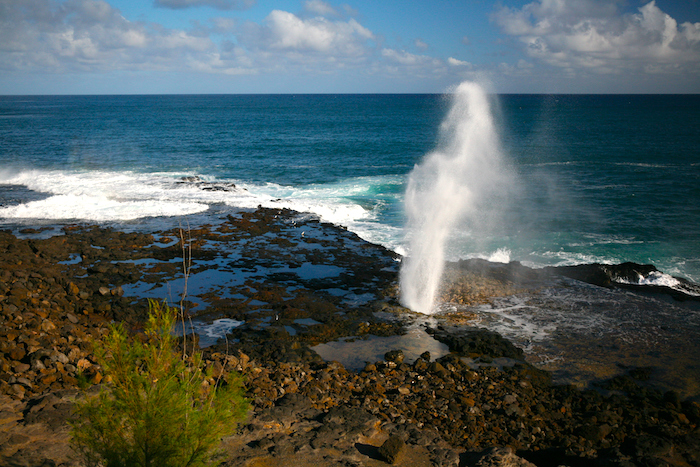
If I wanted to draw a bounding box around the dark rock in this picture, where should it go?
[384,350,404,364]
[663,390,681,409]
[429,362,449,378]
[632,434,674,458]
[378,435,405,464]
[429,446,460,467]
[475,447,536,467]
[578,423,612,442]
[628,366,653,381]
[8,345,26,362]
[412,358,429,372]
[428,326,524,360]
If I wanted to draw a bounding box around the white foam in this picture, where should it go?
[0,169,386,228]
[0,194,208,221]
[0,170,209,221]
[537,250,620,267]
[487,247,511,263]
[617,270,681,288]
[228,175,402,229]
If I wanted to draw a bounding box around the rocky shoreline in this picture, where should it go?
[1,208,699,466]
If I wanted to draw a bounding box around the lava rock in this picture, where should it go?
[378,435,405,464]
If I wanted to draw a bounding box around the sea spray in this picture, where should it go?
[399,82,513,314]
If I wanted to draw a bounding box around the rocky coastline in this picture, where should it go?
[1,208,699,466]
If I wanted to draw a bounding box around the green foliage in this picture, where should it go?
[71,300,249,467]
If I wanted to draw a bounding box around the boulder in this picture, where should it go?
[378,435,405,464]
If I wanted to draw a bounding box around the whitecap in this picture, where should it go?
[0,194,208,221]
[616,270,681,288]
[487,248,511,263]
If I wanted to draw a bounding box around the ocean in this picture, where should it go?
[1,92,698,284]
[2,89,700,393]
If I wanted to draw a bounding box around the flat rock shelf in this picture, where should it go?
[1,207,699,467]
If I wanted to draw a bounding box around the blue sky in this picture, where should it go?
[1,0,699,94]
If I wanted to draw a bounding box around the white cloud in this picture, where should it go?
[379,48,449,79]
[153,0,255,11]
[447,57,470,67]
[303,0,338,17]
[240,10,374,57]
[415,39,428,50]
[0,0,466,90]
[493,0,700,75]
[0,0,241,73]
[382,48,432,66]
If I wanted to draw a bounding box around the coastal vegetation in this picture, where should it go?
[70,300,249,467]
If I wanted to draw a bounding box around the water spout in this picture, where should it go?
[399,81,512,314]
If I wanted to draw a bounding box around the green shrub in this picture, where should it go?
[71,300,249,467]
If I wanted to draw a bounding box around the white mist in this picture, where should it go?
[399,81,512,314]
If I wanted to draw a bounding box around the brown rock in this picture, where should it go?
[76,358,92,371]
[67,282,79,296]
[9,345,26,362]
[13,362,31,374]
[429,362,449,378]
[378,435,405,464]
[476,447,536,467]
[41,374,57,386]
[40,319,56,332]
[50,351,69,364]
[385,349,405,364]
[9,286,30,299]
[460,396,476,407]
[11,384,25,397]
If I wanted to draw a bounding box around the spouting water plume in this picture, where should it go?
[399,81,513,315]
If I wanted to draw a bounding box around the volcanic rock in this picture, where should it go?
[378,435,405,464]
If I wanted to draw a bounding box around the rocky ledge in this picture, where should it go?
[1,209,699,466]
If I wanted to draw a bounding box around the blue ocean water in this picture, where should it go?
[1,92,699,287]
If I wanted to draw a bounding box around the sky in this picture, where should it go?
[1,0,699,94]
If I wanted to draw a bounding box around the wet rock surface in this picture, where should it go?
[1,208,699,466]
[449,258,700,304]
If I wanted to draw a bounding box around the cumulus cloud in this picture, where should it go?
[493,0,700,75]
[0,0,462,88]
[0,0,235,73]
[239,10,374,57]
[153,0,255,10]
